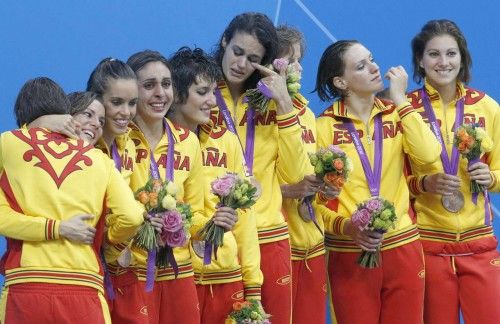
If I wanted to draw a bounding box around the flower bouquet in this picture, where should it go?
[454,123,493,197]
[225,300,271,324]
[351,197,397,268]
[244,58,301,113]
[197,172,257,264]
[132,177,192,289]
[309,145,353,191]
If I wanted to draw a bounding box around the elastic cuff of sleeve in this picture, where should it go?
[396,101,415,119]
[408,176,424,195]
[244,286,262,300]
[488,172,497,190]
[292,94,307,111]
[277,111,299,129]
[332,217,348,235]
[46,219,59,240]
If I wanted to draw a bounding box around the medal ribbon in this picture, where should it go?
[344,114,383,197]
[215,88,255,176]
[145,120,178,291]
[420,89,463,175]
[421,89,490,224]
[111,141,122,171]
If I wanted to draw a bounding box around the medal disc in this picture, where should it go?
[441,191,465,213]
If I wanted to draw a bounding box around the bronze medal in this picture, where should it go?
[297,199,312,223]
[117,246,132,268]
[441,191,465,213]
[250,176,262,200]
[191,240,205,259]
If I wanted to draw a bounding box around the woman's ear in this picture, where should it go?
[333,76,347,90]
[221,37,227,49]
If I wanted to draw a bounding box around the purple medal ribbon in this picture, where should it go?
[215,88,255,176]
[344,114,383,197]
[145,120,178,291]
[111,141,122,171]
[102,140,122,299]
[421,89,490,224]
[100,249,115,300]
[420,89,463,176]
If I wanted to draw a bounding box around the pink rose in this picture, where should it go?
[273,58,289,74]
[211,174,237,197]
[365,198,382,212]
[351,208,372,230]
[163,229,187,247]
[162,210,183,232]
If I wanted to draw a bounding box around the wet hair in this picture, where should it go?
[411,19,472,84]
[86,58,136,98]
[67,91,98,116]
[126,50,170,74]
[14,77,69,127]
[276,25,306,59]
[213,12,278,90]
[314,40,360,101]
[169,47,222,105]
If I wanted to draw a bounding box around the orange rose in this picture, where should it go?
[458,142,467,153]
[324,173,344,188]
[465,136,475,148]
[149,192,158,207]
[233,302,243,311]
[457,129,467,140]
[137,191,149,204]
[332,158,344,171]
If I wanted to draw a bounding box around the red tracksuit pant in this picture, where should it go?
[422,237,500,324]
[260,239,292,324]
[196,281,244,324]
[328,240,425,324]
[1,283,110,324]
[291,254,327,324]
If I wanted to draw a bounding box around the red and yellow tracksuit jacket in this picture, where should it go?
[107,118,207,281]
[211,81,308,244]
[95,130,136,185]
[95,130,145,264]
[190,122,263,300]
[0,128,143,293]
[282,94,325,261]
[315,98,441,252]
[406,81,500,251]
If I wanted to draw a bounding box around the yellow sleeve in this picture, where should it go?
[231,142,262,300]
[0,136,61,241]
[105,160,144,244]
[398,101,441,165]
[0,185,61,241]
[276,110,309,184]
[184,139,208,236]
[485,97,500,192]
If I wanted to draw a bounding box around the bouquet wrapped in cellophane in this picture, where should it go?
[244,58,301,113]
[351,197,396,268]
[453,123,493,197]
[197,172,257,264]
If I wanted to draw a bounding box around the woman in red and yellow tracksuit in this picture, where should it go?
[0,77,143,324]
[212,13,309,323]
[406,19,500,324]
[105,50,209,324]
[276,25,329,324]
[314,41,440,324]
[168,47,262,324]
